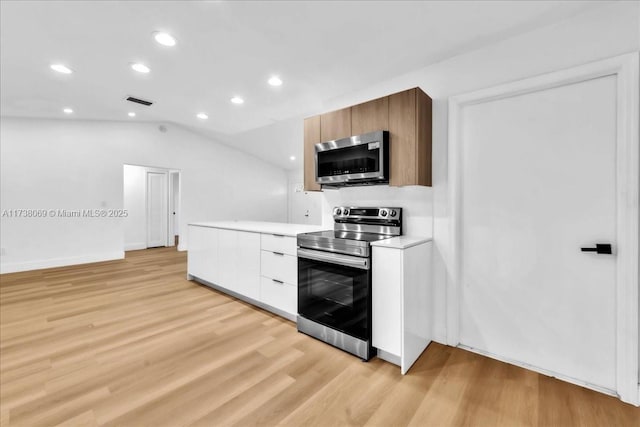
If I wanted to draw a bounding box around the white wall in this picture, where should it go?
[123,164,148,250]
[286,169,322,225]
[320,186,433,237]
[247,1,640,344]
[0,118,287,273]
[283,168,433,234]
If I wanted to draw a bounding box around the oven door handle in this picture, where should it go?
[297,248,370,270]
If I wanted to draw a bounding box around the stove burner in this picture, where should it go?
[297,206,402,257]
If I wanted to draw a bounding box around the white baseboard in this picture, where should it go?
[458,344,618,398]
[432,333,448,346]
[0,251,125,274]
[177,243,187,251]
[124,242,146,251]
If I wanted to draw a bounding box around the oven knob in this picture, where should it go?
[335,208,342,215]
[390,210,397,217]
[380,210,388,217]
[343,209,349,215]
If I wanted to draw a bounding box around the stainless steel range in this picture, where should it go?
[297,207,402,360]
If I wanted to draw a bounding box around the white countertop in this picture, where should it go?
[188,221,327,237]
[370,235,433,249]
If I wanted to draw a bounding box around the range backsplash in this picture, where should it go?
[320,185,433,236]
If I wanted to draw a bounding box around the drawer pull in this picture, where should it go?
[273,251,285,256]
[272,279,284,285]
[272,234,285,238]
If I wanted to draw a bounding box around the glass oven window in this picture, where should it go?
[298,257,370,340]
[309,270,354,308]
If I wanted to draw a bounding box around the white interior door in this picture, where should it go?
[146,171,168,248]
[460,74,618,390]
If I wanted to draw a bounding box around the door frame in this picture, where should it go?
[447,53,639,405]
[168,171,181,248]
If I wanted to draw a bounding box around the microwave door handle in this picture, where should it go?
[297,248,369,270]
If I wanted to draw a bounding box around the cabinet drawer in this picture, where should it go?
[261,233,297,256]
[260,276,297,315]
[260,250,297,285]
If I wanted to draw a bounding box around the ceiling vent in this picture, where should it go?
[125,96,153,106]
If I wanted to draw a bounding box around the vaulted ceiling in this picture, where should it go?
[1,1,604,168]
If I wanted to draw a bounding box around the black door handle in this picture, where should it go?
[581,244,612,254]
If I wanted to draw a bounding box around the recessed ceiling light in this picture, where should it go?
[128,112,136,117]
[197,113,208,120]
[63,108,73,114]
[289,156,296,161]
[131,63,150,73]
[268,76,283,86]
[50,64,72,74]
[153,32,177,47]
[230,96,244,105]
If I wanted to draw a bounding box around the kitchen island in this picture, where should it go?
[187,221,326,321]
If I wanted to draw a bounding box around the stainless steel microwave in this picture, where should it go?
[315,130,389,187]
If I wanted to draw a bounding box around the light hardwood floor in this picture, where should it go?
[1,247,638,426]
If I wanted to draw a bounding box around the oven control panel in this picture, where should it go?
[333,206,402,223]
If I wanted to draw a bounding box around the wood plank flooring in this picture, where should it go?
[1,247,638,426]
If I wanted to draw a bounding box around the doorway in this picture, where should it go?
[123,164,181,250]
[448,54,638,404]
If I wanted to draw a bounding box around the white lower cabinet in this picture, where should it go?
[260,251,297,285]
[259,249,298,316]
[217,229,237,291]
[261,234,297,256]
[372,241,432,374]
[259,276,297,315]
[187,226,218,282]
[235,232,261,301]
[188,225,298,320]
[188,226,260,301]
[372,248,402,357]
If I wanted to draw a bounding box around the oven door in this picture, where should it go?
[297,248,371,341]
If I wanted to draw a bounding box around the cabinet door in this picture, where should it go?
[261,233,297,256]
[372,246,402,357]
[235,231,260,300]
[303,116,321,192]
[217,229,237,292]
[416,90,433,186]
[260,276,297,315]
[260,251,297,285]
[389,88,417,186]
[401,242,432,374]
[351,97,389,135]
[320,108,352,142]
[187,226,218,282]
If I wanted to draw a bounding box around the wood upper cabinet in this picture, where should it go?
[303,116,321,192]
[352,96,389,135]
[320,108,351,141]
[303,87,432,190]
[389,88,432,187]
[304,107,350,191]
